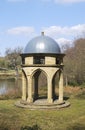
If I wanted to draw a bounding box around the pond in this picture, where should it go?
[0,78,22,95]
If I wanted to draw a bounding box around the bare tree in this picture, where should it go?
[64,38,85,86]
[5,47,23,75]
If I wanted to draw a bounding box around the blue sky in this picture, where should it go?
[0,0,85,55]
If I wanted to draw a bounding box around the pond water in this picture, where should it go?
[0,78,22,95]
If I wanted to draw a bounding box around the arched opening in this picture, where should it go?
[52,70,60,101]
[32,69,47,101]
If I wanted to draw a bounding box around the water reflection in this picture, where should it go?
[0,78,22,95]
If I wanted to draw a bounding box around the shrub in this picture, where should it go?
[75,91,85,99]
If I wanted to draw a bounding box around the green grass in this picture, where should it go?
[0,86,85,130]
[0,97,85,130]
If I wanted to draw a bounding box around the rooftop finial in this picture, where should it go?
[41,31,44,36]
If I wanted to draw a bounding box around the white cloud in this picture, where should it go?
[6,24,85,52]
[42,24,85,39]
[57,38,72,45]
[55,0,85,4]
[7,26,35,36]
[56,38,72,52]
[7,0,85,3]
[42,24,85,51]
[40,0,85,4]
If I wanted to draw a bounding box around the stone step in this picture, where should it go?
[15,100,70,110]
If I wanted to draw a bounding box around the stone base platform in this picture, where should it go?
[15,99,70,110]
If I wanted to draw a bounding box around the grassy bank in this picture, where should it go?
[0,92,85,130]
[0,70,22,79]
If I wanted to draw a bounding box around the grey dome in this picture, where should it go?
[24,35,61,54]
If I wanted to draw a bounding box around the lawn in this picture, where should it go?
[0,95,85,130]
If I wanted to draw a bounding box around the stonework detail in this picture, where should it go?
[45,57,56,64]
[21,56,64,104]
[25,56,33,64]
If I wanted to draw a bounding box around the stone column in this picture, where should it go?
[34,71,41,99]
[27,76,33,103]
[47,77,53,103]
[58,70,63,102]
[22,72,26,101]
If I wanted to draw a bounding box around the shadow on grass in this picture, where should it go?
[0,124,41,130]
[21,125,42,130]
[53,95,69,101]
[0,126,9,130]
[66,123,85,130]
[63,96,69,100]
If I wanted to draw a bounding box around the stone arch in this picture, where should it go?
[31,68,48,78]
[31,68,48,101]
[22,69,27,79]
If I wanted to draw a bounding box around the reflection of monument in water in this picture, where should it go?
[16,32,70,109]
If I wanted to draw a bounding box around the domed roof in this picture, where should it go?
[24,33,61,54]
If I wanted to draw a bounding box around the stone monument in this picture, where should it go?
[16,32,70,109]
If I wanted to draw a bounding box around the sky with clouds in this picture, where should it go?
[0,0,85,55]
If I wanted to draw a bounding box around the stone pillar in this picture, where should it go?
[34,71,41,99]
[22,72,26,101]
[47,77,53,103]
[58,70,63,102]
[27,76,33,103]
